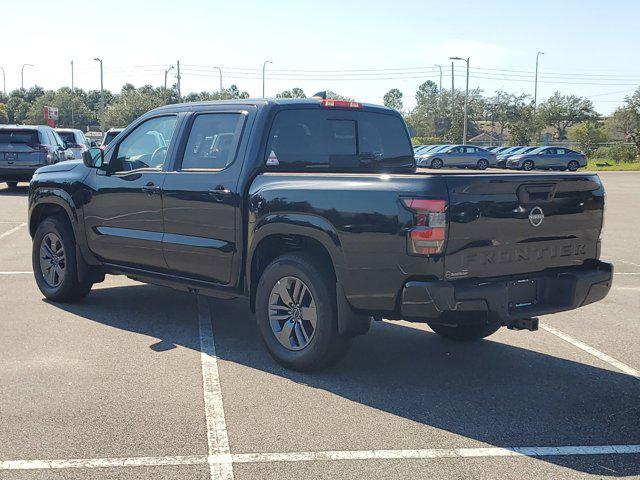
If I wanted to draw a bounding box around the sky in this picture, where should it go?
[1,0,639,115]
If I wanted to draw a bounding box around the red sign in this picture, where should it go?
[44,106,59,127]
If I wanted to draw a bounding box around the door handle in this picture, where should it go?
[142,182,161,195]
[208,185,231,201]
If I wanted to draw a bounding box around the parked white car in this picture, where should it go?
[55,128,92,160]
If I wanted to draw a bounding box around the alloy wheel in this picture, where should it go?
[39,232,66,288]
[268,276,318,351]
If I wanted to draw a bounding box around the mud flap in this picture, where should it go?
[337,282,371,336]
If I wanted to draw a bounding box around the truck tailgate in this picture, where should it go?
[443,174,604,280]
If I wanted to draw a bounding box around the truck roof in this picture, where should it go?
[150,98,396,115]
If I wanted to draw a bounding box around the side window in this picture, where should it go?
[180,113,245,170]
[113,116,177,172]
[556,148,566,155]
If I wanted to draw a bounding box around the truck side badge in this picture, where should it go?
[266,150,279,166]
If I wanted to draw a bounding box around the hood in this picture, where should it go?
[35,160,83,174]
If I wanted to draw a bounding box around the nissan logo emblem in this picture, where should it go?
[529,206,545,227]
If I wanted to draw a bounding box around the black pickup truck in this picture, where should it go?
[28,98,613,370]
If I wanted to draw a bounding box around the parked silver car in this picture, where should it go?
[101,128,124,148]
[419,144,496,170]
[55,128,92,160]
[415,144,450,166]
[495,146,538,168]
[506,146,587,171]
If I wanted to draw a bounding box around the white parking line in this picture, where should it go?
[614,272,640,275]
[0,222,26,240]
[0,271,31,274]
[616,259,640,269]
[197,295,234,480]
[2,444,639,471]
[540,324,640,380]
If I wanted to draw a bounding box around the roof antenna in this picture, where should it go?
[312,91,327,99]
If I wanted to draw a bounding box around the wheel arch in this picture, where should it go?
[247,214,345,312]
[29,190,78,239]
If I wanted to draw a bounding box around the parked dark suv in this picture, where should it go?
[1,125,69,187]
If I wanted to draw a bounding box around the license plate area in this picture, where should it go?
[5,152,17,161]
[508,278,539,311]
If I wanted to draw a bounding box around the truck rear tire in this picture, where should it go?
[255,252,352,371]
[427,321,500,341]
[32,216,93,303]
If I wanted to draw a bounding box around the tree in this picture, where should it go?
[612,87,640,157]
[6,95,30,124]
[101,85,168,129]
[325,90,354,101]
[568,121,608,156]
[486,90,531,138]
[0,103,8,124]
[276,88,306,99]
[509,104,544,145]
[537,92,598,140]
[26,88,94,127]
[383,88,403,111]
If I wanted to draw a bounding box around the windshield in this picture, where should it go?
[527,146,547,154]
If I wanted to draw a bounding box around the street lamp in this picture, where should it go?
[0,66,5,95]
[93,58,104,127]
[534,51,545,108]
[21,64,34,90]
[450,56,469,144]
[164,65,174,90]
[262,60,272,98]
[434,64,443,92]
[215,66,223,93]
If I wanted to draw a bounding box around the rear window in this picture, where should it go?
[265,109,414,172]
[57,131,76,144]
[0,129,39,145]
[103,131,120,145]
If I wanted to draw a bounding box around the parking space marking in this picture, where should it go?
[540,324,640,380]
[2,445,640,471]
[0,271,32,274]
[0,222,26,240]
[197,295,234,480]
[614,272,640,275]
[616,259,640,269]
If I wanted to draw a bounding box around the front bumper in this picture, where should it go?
[400,260,613,323]
[0,167,41,181]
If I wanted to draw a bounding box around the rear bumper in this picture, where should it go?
[0,167,41,181]
[400,260,613,323]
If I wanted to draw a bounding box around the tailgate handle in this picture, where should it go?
[518,184,556,204]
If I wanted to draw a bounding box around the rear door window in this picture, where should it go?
[180,113,246,170]
[266,109,413,172]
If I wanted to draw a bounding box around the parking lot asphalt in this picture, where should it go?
[1,172,639,479]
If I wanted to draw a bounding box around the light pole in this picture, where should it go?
[450,61,455,135]
[262,60,272,98]
[21,64,34,90]
[93,58,104,127]
[450,56,469,144]
[534,51,544,108]
[215,66,223,93]
[164,65,174,90]
[0,66,5,95]
[71,60,74,90]
[434,64,443,93]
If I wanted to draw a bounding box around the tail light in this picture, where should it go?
[402,198,447,255]
[320,99,362,109]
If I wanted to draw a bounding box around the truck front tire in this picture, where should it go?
[32,216,93,303]
[255,252,352,371]
[427,321,500,341]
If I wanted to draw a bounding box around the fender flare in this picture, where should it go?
[246,212,346,292]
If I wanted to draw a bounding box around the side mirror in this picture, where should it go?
[90,140,98,148]
[65,150,76,160]
[83,147,105,169]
